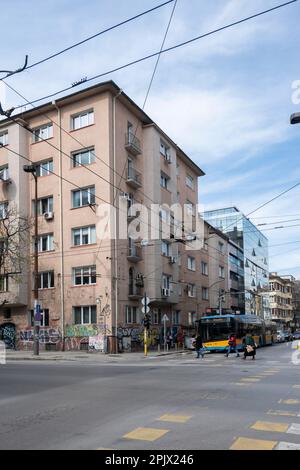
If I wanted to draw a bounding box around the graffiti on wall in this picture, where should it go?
[64,337,88,351]
[0,323,16,349]
[117,326,161,351]
[66,324,111,338]
[19,328,61,344]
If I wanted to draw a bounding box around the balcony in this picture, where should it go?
[125,133,142,156]
[126,167,142,189]
[127,243,142,263]
[128,284,143,300]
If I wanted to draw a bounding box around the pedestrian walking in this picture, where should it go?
[225,333,240,358]
[243,333,256,360]
[194,334,205,359]
[166,333,172,350]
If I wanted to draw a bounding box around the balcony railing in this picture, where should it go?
[125,133,142,156]
[128,284,143,299]
[126,167,142,189]
[127,243,142,263]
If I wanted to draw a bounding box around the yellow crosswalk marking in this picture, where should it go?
[123,427,169,441]
[230,437,277,450]
[251,421,289,433]
[157,414,192,423]
[279,399,300,405]
[240,378,261,382]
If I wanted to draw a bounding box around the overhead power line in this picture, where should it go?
[10,0,298,110]
[0,1,175,80]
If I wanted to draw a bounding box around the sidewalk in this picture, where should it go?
[5,348,191,362]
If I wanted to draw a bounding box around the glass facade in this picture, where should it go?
[205,207,269,317]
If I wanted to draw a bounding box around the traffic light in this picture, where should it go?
[143,314,151,330]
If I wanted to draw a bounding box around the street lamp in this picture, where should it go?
[23,164,39,356]
[290,112,300,125]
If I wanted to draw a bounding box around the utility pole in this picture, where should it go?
[141,293,150,357]
[23,165,40,355]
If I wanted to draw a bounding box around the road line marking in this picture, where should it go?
[233,382,249,386]
[267,410,298,417]
[279,399,300,405]
[287,423,300,435]
[97,448,114,450]
[123,427,169,442]
[250,421,289,433]
[230,437,277,450]
[157,414,192,424]
[240,378,261,382]
[293,385,300,389]
[276,441,300,450]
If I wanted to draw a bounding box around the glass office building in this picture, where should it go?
[204,207,269,316]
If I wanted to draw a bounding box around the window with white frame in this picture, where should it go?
[160,140,170,160]
[32,124,53,143]
[72,226,96,246]
[218,241,224,253]
[0,131,8,146]
[162,274,172,290]
[187,256,196,271]
[201,261,208,275]
[37,271,54,289]
[0,202,8,219]
[0,166,9,181]
[73,305,97,325]
[172,311,180,325]
[219,265,225,278]
[202,287,209,300]
[126,306,139,324]
[72,186,95,208]
[35,159,53,177]
[71,110,94,130]
[186,200,195,216]
[176,163,180,176]
[153,309,161,325]
[188,311,197,325]
[187,283,196,297]
[72,148,95,167]
[73,266,96,286]
[0,275,8,292]
[35,196,53,215]
[186,174,194,190]
[160,172,170,189]
[161,241,170,257]
[30,308,49,327]
[37,234,54,252]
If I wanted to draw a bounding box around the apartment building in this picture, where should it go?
[0,80,207,351]
[269,272,295,328]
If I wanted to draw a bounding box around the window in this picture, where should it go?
[187,283,196,297]
[38,234,54,252]
[186,174,194,189]
[162,274,172,290]
[0,166,9,181]
[187,256,196,271]
[37,271,54,289]
[201,262,208,276]
[176,164,180,176]
[72,186,95,208]
[204,239,208,251]
[0,275,8,292]
[73,266,96,286]
[202,287,209,300]
[0,202,8,219]
[188,312,197,325]
[35,196,53,215]
[153,309,161,325]
[160,172,169,189]
[72,147,95,167]
[172,311,180,325]
[160,140,171,160]
[186,200,195,216]
[35,160,53,177]
[32,124,53,143]
[218,242,224,253]
[0,131,8,146]
[29,308,49,327]
[161,241,170,257]
[72,226,96,246]
[219,266,225,278]
[71,110,94,130]
[73,306,97,325]
[126,306,138,324]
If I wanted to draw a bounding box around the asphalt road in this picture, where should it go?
[0,343,300,450]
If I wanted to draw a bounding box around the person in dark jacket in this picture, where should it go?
[243,333,256,360]
[194,335,205,359]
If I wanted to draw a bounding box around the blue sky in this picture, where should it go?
[1,0,300,277]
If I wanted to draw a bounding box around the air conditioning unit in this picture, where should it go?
[44,212,54,220]
[161,288,170,297]
[169,256,176,264]
[121,192,131,200]
[0,170,11,183]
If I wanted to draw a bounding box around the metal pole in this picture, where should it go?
[33,174,39,356]
[144,291,148,357]
[219,293,222,316]
[164,318,166,353]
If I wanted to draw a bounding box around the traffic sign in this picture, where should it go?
[162,314,169,322]
[141,297,150,306]
[141,305,150,314]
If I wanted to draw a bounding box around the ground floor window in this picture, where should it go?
[126,306,139,324]
[73,305,97,325]
[29,308,50,326]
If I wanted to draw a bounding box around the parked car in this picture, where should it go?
[283,331,293,342]
[276,331,285,343]
[292,331,300,340]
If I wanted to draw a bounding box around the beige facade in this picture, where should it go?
[0,81,234,351]
[269,272,295,327]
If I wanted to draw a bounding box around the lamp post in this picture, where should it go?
[23,164,39,356]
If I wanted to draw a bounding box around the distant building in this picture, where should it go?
[269,273,295,329]
[204,207,269,316]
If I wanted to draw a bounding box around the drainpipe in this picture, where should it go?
[112,90,122,353]
[53,101,65,350]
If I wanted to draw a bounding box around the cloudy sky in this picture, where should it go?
[1,0,300,277]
